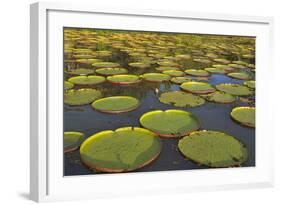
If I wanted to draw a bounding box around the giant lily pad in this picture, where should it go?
[67,68,95,75]
[178,130,248,167]
[64,131,86,153]
[157,61,179,67]
[142,73,171,82]
[204,67,227,74]
[64,88,102,105]
[95,68,128,76]
[228,64,247,69]
[185,69,210,77]
[170,76,192,84]
[203,91,235,103]
[216,84,253,96]
[80,127,162,172]
[227,72,251,80]
[75,59,101,64]
[68,75,106,85]
[92,96,140,113]
[230,107,255,127]
[128,62,150,69]
[162,70,184,77]
[107,74,141,85]
[64,81,74,90]
[155,66,180,71]
[140,110,200,138]
[181,82,216,94]
[213,58,231,64]
[92,62,120,68]
[244,80,255,89]
[159,91,205,107]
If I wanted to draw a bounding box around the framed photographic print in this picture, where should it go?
[30,2,274,202]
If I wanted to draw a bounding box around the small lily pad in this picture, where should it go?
[64,131,86,153]
[129,62,150,68]
[107,74,141,85]
[142,73,171,82]
[230,107,255,127]
[68,75,106,85]
[159,91,205,107]
[227,72,251,80]
[92,62,120,68]
[185,69,210,77]
[80,127,162,172]
[204,67,227,74]
[140,110,200,138]
[216,84,253,96]
[212,64,235,72]
[67,68,95,75]
[244,80,255,89]
[95,68,128,76]
[92,96,140,113]
[155,66,180,71]
[64,88,102,105]
[64,81,74,90]
[181,82,216,94]
[157,61,179,67]
[213,58,231,64]
[203,91,236,103]
[178,130,248,167]
[228,64,247,69]
[170,76,193,84]
[162,70,184,77]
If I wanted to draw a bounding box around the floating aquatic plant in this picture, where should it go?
[202,91,235,103]
[162,70,184,77]
[142,73,171,82]
[181,82,216,94]
[107,74,141,85]
[243,80,255,89]
[213,58,231,64]
[204,67,227,74]
[128,62,151,69]
[68,75,106,85]
[64,131,86,153]
[185,69,210,77]
[67,68,95,75]
[64,81,74,90]
[92,62,120,68]
[155,66,180,71]
[230,107,255,127]
[216,84,253,96]
[95,68,128,76]
[64,88,102,105]
[227,72,251,80]
[170,76,193,84]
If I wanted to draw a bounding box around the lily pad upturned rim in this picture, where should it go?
[162,70,185,77]
[91,96,140,113]
[230,107,255,128]
[140,109,200,138]
[68,75,106,85]
[185,69,210,77]
[107,74,142,85]
[142,73,171,82]
[80,127,162,173]
[178,130,248,168]
[180,82,216,94]
[95,68,128,76]
[64,131,86,153]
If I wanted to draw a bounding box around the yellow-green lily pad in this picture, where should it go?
[128,62,150,68]
[64,81,74,90]
[230,107,255,127]
[203,91,236,103]
[216,84,253,96]
[227,72,251,80]
[185,69,210,77]
[170,76,193,84]
[204,67,227,74]
[67,68,95,75]
[244,80,255,89]
[162,70,184,77]
[64,88,102,105]
[95,68,128,76]
[142,73,171,82]
[68,75,106,85]
[107,74,141,85]
[64,131,86,153]
[155,66,180,71]
[92,62,120,68]
[181,82,216,94]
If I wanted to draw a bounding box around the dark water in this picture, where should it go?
[64,71,255,176]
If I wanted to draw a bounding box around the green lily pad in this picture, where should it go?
[75,59,101,64]
[157,61,179,67]
[142,73,171,82]
[155,66,180,71]
[230,107,255,127]
[193,58,212,64]
[95,68,128,76]
[227,72,251,80]
[212,64,235,72]
[68,75,106,85]
[242,54,255,59]
[216,84,253,96]
[178,130,248,167]
[244,80,255,89]
[64,81,74,90]
[92,96,140,113]
[64,88,102,105]
[185,69,210,77]
[140,110,200,138]
[128,62,150,68]
[107,74,141,85]
[228,64,247,69]
[213,58,231,64]
[170,76,193,84]
[203,91,236,103]
[159,91,205,107]
[162,70,184,77]
[92,62,120,68]
[204,67,227,74]
[232,60,248,66]
[175,54,191,60]
[80,127,162,172]
[67,68,95,75]
[181,82,216,94]
[64,131,86,153]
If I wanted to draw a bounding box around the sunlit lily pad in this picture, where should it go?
[216,84,253,96]
[230,107,255,127]
[64,81,74,90]
[202,91,235,103]
[67,68,95,75]
[181,82,216,94]
[155,66,180,71]
[244,80,255,89]
[227,72,251,80]
[80,127,162,172]
[64,131,86,153]
[129,62,150,68]
[228,64,247,69]
[162,70,184,77]
[68,75,106,85]
[107,74,141,85]
[142,73,171,82]
[204,67,227,74]
[242,54,255,59]
[95,68,128,76]
[92,62,120,68]
[64,88,102,105]
[232,61,248,66]
[170,76,193,84]
[159,91,205,107]
[157,61,179,67]
[140,110,200,138]
[212,64,235,72]
[213,58,231,64]
[193,58,212,64]
[175,54,191,60]
[92,96,140,113]
[185,69,210,77]
[178,130,248,167]
[75,59,101,64]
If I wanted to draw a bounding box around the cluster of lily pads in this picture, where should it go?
[63,28,256,173]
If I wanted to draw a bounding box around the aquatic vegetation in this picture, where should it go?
[64,131,86,153]
[140,110,200,138]
[228,63,247,69]
[66,68,95,75]
[232,60,248,66]
[95,68,128,76]
[64,88,102,105]
[162,70,184,77]
[244,80,255,89]
[216,84,253,96]
[204,67,227,74]
[159,91,205,107]
[227,72,251,80]
[142,73,171,82]
[170,76,193,84]
[213,58,231,64]
[75,58,101,64]
[230,107,255,127]
[68,75,106,85]
[212,64,235,72]
[92,62,120,68]
[157,61,179,67]
[92,96,140,113]
[64,81,74,90]
[185,69,210,77]
[107,74,141,85]
[202,91,236,103]
[128,62,151,69]
[193,58,212,64]
[155,66,180,71]
[178,130,248,167]
[80,127,162,172]
[181,82,216,94]
[242,54,255,59]
[175,54,191,60]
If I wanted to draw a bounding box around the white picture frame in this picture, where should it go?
[30,1,274,202]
